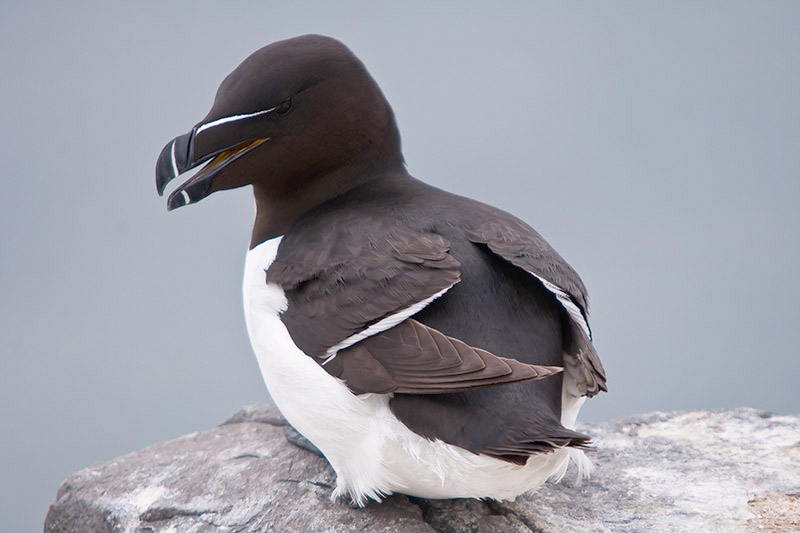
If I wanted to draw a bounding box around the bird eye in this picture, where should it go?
[275,97,292,115]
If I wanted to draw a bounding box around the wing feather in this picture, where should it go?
[465,218,607,396]
[325,319,562,395]
[268,227,461,359]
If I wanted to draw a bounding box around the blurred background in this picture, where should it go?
[2,2,798,531]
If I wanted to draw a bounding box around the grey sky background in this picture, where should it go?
[2,2,799,531]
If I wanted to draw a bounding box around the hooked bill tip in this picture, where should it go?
[166,189,190,211]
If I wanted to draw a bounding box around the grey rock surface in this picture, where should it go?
[45,405,800,532]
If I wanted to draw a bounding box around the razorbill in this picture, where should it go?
[155,34,606,505]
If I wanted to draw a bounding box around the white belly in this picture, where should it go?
[242,237,589,505]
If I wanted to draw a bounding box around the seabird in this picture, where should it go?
[155,34,606,505]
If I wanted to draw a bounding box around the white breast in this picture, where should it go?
[242,237,589,505]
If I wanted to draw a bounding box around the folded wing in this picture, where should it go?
[465,216,607,397]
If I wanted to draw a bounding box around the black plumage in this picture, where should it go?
[266,173,604,461]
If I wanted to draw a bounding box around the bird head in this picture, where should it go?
[156,35,402,212]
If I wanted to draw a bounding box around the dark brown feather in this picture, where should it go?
[325,319,562,395]
[268,222,461,359]
[563,325,608,396]
[464,218,589,311]
[464,217,607,396]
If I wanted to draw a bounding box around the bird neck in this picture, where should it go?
[250,96,404,248]
[249,158,405,248]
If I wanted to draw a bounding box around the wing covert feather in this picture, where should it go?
[267,227,461,359]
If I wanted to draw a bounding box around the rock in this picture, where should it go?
[44,406,800,532]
